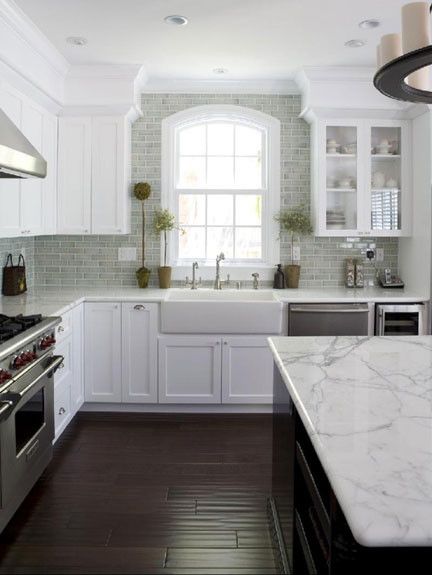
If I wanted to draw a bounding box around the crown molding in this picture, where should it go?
[67,64,143,80]
[141,77,299,95]
[296,66,411,117]
[0,0,68,107]
[0,0,69,76]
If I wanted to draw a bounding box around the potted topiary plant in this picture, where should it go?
[275,205,312,288]
[153,208,181,289]
[134,182,152,288]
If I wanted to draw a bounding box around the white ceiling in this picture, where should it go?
[13,0,411,80]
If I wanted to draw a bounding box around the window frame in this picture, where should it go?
[161,105,280,281]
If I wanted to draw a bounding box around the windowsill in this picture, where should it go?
[170,263,276,282]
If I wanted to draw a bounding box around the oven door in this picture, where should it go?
[0,354,63,509]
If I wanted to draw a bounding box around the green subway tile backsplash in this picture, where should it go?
[27,93,397,288]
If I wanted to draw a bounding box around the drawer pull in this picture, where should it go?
[58,407,66,415]
[134,305,146,311]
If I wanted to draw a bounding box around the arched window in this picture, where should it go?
[162,105,280,277]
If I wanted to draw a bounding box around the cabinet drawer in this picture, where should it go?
[54,379,71,436]
[55,310,72,343]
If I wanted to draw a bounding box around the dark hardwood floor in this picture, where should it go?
[0,413,278,574]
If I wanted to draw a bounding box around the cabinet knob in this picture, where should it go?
[58,326,65,333]
[134,304,146,311]
[216,341,220,346]
[223,341,227,345]
[58,407,66,415]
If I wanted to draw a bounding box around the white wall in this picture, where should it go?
[399,110,432,299]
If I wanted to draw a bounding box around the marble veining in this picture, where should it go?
[269,335,432,547]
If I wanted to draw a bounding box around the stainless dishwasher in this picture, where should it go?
[288,303,372,336]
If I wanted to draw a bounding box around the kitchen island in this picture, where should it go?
[269,335,432,573]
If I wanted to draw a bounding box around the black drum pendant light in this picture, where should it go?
[374,2,432,103]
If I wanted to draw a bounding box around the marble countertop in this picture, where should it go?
[0,286,426,318]
[269,335,432,548]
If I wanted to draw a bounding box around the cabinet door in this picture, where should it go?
[367,121,411,237]
[318,121,363,236]
[222,337,274,404]
[0,86,22,237]
[92,116,128,234]
[84,302,121,402]
[20,103,44,235]
[57,117,92,234]
[158,336,222,404]
[122,303,158,403]
[71,304,84,414]
[42,113,58,234]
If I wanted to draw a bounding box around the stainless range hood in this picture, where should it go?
[0,108,47,179]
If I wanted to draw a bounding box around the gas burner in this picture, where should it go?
[0,314,43,343]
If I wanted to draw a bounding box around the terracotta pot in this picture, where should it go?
[158,266,172,289]
[136,267,151,288]
[284,264,301,289]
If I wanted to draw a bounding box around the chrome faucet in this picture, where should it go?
[252,273,259,290]
[214,252,225,290]
[191,262,199,290]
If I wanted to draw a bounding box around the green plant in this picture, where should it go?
[153,209,182,267]
[134,183,152,269]
[275,205,312,264]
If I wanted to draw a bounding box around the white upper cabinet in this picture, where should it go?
[20,103,44,235]
[57,115,131,235]
[57,117,92,234]
[312,118,412,237]
[0,85,22,237]
[0,82,58,238]
[92,117,129,234]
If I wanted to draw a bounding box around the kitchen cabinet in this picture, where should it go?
[53,305,85,441]
[312,118,411,237]
[57,117,92,234]
[84,302,122,403]
[158,335,274,404]
[71,303,84,413]
[221,336,274,404]
[0,82,58,238]
[121,302,158,403]
[158,336,222,404]
[57,115,131,235]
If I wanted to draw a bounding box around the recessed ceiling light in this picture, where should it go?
[66,36,88,47]
[213,68,228,75]
[359,19,380,30]
[344,39,366,48]
[164,15,188,26]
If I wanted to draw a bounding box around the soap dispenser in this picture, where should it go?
[273,264,285,289]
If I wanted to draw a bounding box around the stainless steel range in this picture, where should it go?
[0,313,63,532]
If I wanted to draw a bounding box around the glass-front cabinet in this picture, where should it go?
[313,119,411,237]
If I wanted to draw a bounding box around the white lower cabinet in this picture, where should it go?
[84,302,122,402]
[53,304,85,441]
[122,303,158,403]
[221,337,274,404]
[84,302,159,404]
[158,336,222,404]
[158,335,274,404]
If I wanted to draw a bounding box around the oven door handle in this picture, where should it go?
[18,355,64,398]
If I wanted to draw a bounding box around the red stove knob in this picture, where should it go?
[11,355,24,369]
[0,369,12,383]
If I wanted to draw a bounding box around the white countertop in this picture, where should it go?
[269,335,432,548]
[0,286,426,318]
